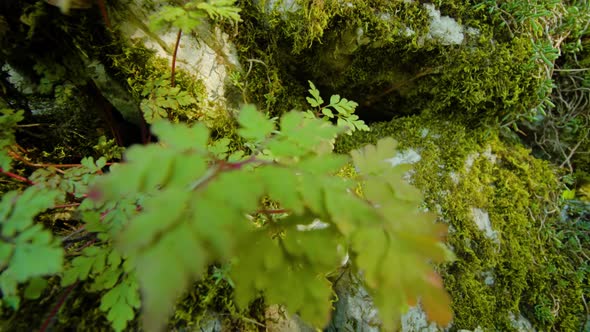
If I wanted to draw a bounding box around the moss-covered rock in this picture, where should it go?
[231,1,546,126]
[335,114,588,331]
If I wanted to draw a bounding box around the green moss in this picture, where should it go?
[231,1,547,126]
[336,115,588,331]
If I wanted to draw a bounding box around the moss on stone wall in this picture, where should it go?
[336,115,588,331]
[230,1,546,126]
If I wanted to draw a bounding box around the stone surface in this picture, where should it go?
[471,208,499,243]
[423,3,465,45]
[325,270,381,332]
[265,305,316,332]
[113,1,242,107]
[401,305,440,332]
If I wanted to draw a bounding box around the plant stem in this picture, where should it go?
[257,209,290,214]
[53,203,81,209]
[171,29,182,87]
[96,0,111,29]
[39,282,78,332]
[8,149,115,169]
[0,168,34,185]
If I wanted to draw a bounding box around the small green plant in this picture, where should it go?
[139,74,197,123]
[305,81,370,134]
[0,186,63,310]
[150,0,241,32]
[0,108,24,171]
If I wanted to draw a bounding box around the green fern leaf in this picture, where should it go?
[62,246,108,286]
[1,188,59,236]
[208,137,231,159]
[348,138,453,330]
[195,0,242,23]
[0,109,24,171]
[329,95,358,116]
[237,104,276,142]
[306,81,323,107]
[90,266,122,292]
[232,227,342,327]
[23,277,48,300]
[10,234,63,281]
[256,166,305,214]
[151,121,209,152]
[99,276,140,332]
[275,111,341,155]
[87,109,452,332]
[350,137,399,176]
[0,187,62,309]
[134,223,205,332]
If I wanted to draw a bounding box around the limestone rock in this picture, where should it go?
[265,305,316,332]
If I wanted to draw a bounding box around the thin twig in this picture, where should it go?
[257,209,290,215]
[39,282,78,332]
[554,68,590,72]
[53,203,81,209]
[8,148,115,169]
[61,225,86,243]
[560,130,589,171]
[96,0,111,29]
[0,168,34,185]
[171,29,183,88]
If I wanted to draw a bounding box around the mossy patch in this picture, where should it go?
[336,114,588,331]
[230,1,546,126]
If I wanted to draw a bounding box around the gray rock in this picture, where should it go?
[265,305,316,332]
[325,270,380,332]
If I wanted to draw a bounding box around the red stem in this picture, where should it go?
[96,0,111,29]
[53,203,81,209]
[138,111,151,145]
[39,282,78,332]
[171,29,182,87]
[9,149,115,168]
[257,209,290,214]
[0,168,35,185]
[220,156,259,170]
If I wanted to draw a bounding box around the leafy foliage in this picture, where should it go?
[140,75,197,124]
[0,108,24,171]
[0,99,451,331]
[83,104,451,331]
[0,186,62,309]
[150,0,241,32]
[29,156,107,200]
[350,138,451,328]
[305,81,370,134]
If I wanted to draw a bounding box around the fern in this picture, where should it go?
[0,108,24,171]
[305,81,370,134]
[139,75,197,124]
[193,0,242,22]
[86,104,451,331]
[150,0,241,32]
[0,187,62,309]
[0,100,451,331]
